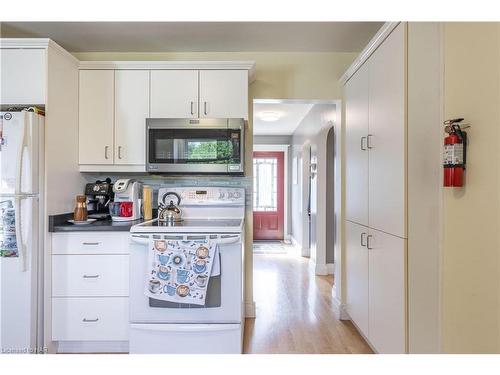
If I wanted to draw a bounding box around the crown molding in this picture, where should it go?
[339,22,401,86]
[78,60,257,82]
[0,38,79,66]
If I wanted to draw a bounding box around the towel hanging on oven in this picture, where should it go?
[144,238,219,305]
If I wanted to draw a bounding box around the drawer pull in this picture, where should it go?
[82,318,99,323]
[82,274,100,279]
[82,242,100,246]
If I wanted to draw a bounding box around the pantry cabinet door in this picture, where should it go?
[368,228,406,353]
[150,70,198,118]
[115,70,150,165]
[345,63,369,226]
[79,70,114,165]
[345,220,369,338]
[199,70,248,119]
[368,23,406,238]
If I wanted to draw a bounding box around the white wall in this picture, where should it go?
[291,103,336,273]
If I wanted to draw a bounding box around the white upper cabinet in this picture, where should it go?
[0,49,46,105]
[114,70,150,165]
[345,63,369,227]
[150,70,198,118]
[199,70,248,119]
[368,228,406,353]
[78,70,114,165]
[368,24,406,238]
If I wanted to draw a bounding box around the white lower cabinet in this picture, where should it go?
[368,229,406,353]
[345,221,369,336]
[51,232,130,350]
[345,221,406,353]
[52,297,129,341]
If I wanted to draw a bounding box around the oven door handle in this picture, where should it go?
[130,234,241,245]
[131,323,239,333]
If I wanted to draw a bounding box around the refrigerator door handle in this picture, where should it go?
[14,196,27,272]
[15,113,27,195]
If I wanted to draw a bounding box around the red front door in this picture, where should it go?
[253,151,284,240]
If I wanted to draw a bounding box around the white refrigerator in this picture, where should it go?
[0,110,44,354]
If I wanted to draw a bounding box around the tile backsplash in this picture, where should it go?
[82,174,253,207]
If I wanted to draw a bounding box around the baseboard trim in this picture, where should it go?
[310,261,335,276]
[326,263,335,275]
[245,301,256,318]
[56,341,129,353]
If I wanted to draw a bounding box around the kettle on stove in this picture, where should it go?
[158,192,183,223]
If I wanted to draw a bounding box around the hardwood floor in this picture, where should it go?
[243,251,373,354]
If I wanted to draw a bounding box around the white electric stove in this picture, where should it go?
[129,187,245,354]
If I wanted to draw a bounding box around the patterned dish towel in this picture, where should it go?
[145,239,220,306]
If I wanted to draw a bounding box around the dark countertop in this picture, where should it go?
[48,212,155,232]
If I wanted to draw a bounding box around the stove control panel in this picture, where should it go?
[157,187,245,206]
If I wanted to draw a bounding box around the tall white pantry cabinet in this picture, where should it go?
[344,24,407,354]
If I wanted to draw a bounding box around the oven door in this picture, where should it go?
[129,233,243,324]
[146,120,243,174]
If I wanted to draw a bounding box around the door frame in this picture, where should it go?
[253,144,289,241]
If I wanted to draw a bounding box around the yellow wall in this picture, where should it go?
[73,51,356,100]
[73,51,357,313]
[442,22,500,353]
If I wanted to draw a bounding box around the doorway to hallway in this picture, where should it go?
[253,151,285,241]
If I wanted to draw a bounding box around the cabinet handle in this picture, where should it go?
[190,101,195,115]
[104,146,109,160]
[367,134,373,149]
[82,242,100,246]
[360,136,367,151]
[367,234,374,250]
[204,101,208,115]
[82,274,100,279]
[360,232,367,247]
[82,318,99,323]
[118,146,122,159]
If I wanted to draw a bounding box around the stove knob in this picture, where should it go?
[227,192,233,199]
[233,191,241,199]
[219,191,225,199]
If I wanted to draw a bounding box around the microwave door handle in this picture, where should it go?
[214,235,241,245]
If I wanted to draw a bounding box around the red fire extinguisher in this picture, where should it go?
[443,118,468,187]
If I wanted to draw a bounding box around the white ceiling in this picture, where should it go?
[0,22,382,52]
[253,102,314,136]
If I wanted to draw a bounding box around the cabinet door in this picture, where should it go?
[199,70,248,119]
[368,24,406,237]
[150,70,198,118]
[0,49,46,105]
[79,70,114,165]
[115,70,150,165]
[345,220,369,337]
[368,228,406,353]
[345,63,369,226]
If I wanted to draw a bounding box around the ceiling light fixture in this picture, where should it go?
[259,111,281,122]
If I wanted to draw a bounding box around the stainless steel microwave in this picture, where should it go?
[146,118,245,175]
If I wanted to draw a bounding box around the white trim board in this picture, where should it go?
[0,38,79,66]
[253,144,290,240]
[339,22,400,85]
[78,60,256,83]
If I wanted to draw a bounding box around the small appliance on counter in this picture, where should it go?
[110,179,143,222]
[85,178,114,219]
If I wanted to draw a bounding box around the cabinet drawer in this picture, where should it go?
[52,232,130,254]
[52,297,129,341]
[52,255,129,297]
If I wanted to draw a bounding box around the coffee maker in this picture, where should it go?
[110,179,143,222]
[85,178,114,217]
